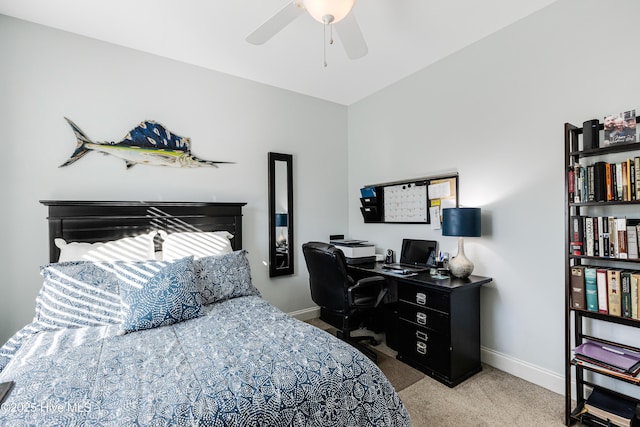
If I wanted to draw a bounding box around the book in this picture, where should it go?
[568,166,575,202]
[602,217,610,257]
[597,216,605,258]
[570,266,586,310]
[587,164,595,202]
[584,267,597,312]
[609,217,617,258]
[585,217,594,257]
[607,269,623,316]
[0,381,13,405]
[632,273,640,320]
[621,271,633,318]
[631,159,636,201]
[626,222,639,260]
[606,162,613,201]
[635,157,640,200]
[584,388,637,427]
[596,268,609,313]
[593,216,599,256]
[571,215,585,255]
[603,110,638,146]
[617,217,628,259]
[622,160,629,201]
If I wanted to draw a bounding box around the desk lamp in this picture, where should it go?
[275,213,289,247]
[442,207,481,279]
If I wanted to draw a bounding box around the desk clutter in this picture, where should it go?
[330,237,451,278]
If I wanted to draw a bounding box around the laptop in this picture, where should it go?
[383,239,438,273]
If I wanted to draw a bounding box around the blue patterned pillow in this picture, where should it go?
[117,256,203,334]
[37,261,123,330]
[193,250,260,305]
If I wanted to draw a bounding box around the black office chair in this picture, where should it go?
[302,241,387,362]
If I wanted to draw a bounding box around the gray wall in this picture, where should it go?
[0,15,348,345]
[348,0,640,394]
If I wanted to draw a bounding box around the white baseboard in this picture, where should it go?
[288,306,321,321]
[481,346,565,396]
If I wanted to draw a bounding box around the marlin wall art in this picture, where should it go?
[60,117,232,169]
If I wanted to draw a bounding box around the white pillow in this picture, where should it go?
[55,231,157,262]
[162,231,233,260]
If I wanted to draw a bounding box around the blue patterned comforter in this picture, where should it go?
[0,296,410,426]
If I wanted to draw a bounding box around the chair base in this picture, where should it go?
[336,331,379,363]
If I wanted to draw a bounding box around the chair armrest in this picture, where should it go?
[351,276,385,289]
[348,276,387,308]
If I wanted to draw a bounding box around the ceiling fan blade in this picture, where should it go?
[335,13,368,60]
[246,1,305,45]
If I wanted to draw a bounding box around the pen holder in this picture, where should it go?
[435,261,448,276]
[430,261,448,276]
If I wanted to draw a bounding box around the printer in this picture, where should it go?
[331,239,376,265]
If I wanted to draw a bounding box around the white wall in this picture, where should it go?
[4,0,640,398]
[0,15,348,344]
[348,0,640,395]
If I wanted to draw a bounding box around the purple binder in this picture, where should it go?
[574,341,640,374]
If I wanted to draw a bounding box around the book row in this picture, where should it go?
[582,388,638,427]
[570,266,640,319]
[568,158,640,203]
[570,216,640,259]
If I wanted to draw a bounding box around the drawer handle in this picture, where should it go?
[416,293,427,305]
[416,312,427,325]
[416,330,428,341]
[416,341,427,355]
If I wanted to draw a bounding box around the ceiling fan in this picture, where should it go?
[246,0,368,65]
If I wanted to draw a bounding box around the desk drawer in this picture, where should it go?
[398,284,449,312]
[398,320,450,374]
[398,303,449,335]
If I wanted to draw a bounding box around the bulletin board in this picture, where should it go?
[364,173,458,224]
[427,176,458,229]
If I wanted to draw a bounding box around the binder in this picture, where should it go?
[574,341,640,374]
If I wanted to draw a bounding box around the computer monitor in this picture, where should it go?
[399,239,438,267]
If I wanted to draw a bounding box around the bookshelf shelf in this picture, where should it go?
[572,308,640,328]
[570,359,640,385]
[564,119,640,426]
[570,200,640,207]
[571,141,640,158]
[569,254,640,260]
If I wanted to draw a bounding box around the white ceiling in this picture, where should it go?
[0,0,558,105]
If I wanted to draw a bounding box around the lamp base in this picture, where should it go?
[448,237,474,279]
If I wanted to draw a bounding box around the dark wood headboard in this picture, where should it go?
[40,200,247,263]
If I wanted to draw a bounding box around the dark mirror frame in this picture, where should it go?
[268,152,294,277]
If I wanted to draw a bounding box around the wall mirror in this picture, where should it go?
[268,152,294,277]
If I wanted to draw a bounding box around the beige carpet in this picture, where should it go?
[306,318,571,426]
[374,350,425,392]
[400,364,568,426]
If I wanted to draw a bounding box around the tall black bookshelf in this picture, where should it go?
[564,119,640,426]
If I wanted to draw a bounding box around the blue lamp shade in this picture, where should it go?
[442,208,481,237]
[275,213,289,227]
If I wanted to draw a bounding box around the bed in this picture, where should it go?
[0,201,410,426]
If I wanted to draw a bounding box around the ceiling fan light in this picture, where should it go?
[304,0,356,24]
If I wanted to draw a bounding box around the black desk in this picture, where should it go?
[348,262,492,387]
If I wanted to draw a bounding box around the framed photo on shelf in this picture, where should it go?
[602,110,637,146]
